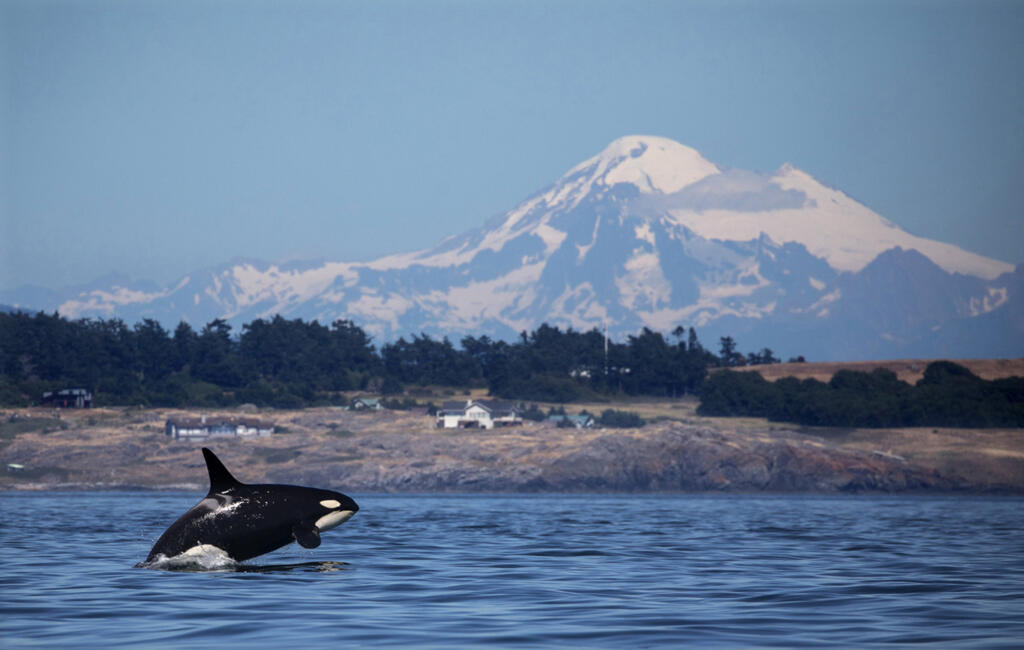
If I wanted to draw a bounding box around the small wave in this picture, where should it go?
[234,561,351,574]
[136,544,238,572]
[136,551,349,574]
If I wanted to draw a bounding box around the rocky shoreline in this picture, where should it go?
[1,406,1022,494]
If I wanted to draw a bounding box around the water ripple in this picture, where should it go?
[1,493,1022,647]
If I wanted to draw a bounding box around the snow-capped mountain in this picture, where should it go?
[4,136,1020,360]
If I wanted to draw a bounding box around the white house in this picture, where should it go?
[436,400,522,429]
[165,415,275,440]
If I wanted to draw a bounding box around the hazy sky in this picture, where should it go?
[2,0,1022,292]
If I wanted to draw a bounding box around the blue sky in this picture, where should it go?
[2,0,1022,292]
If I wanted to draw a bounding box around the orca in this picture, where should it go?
[144,447,358,563]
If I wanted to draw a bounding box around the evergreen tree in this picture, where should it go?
[172,321,198,371]
[718,336,746,367]
[194,319,240,387]
[134,319,174,382]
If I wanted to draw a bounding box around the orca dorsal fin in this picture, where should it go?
[202,447,243,494]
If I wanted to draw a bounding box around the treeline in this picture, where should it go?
[0,312,771,408]
[4,312,1017,428]
[698,362,1024,428]
[0,314,377,407]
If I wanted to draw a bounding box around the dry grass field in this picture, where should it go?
[2,396,1022,493]
[728,358,1024,384]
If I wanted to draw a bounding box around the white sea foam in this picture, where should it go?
[140,544,237,571]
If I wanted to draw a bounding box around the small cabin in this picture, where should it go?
[547,414,595,429]
[350,397,383,411]
[165,415,275,440]
[41,388,93,409]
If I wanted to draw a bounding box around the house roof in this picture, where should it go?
[547,414,594,424]
[474,400,516,412]
[43,388,92,398]
[438,400,519,417]
[166,417,273,429]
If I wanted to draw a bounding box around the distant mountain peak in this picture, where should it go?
[564,135,720,196]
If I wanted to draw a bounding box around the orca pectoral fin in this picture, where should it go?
[292,523,322,549]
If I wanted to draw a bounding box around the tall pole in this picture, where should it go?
[603,320,609,378]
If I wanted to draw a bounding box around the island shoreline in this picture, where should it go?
[3,405,1022,495]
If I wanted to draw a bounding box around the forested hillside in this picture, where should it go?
[0,312,733,407]
[4,312,1019,429]
[699,363,1024,427]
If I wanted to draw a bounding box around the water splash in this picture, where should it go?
[199,497,247,522]
[136,544,238,571]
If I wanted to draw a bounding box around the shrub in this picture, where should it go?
[597,409,645,428]
[519,404,546,422]
[381,397,420,410]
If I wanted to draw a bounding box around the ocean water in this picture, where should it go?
[1,492,1022,648]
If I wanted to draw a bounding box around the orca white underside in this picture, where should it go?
[316,510,356,532]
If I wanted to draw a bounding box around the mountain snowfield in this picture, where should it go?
[7,135,1021,360]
